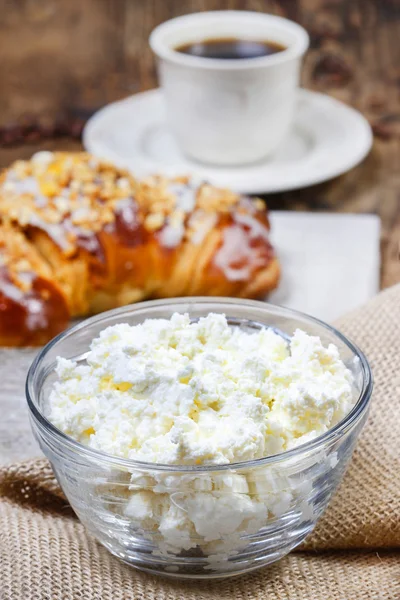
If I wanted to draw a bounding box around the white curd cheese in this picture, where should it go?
[48,313,355,560]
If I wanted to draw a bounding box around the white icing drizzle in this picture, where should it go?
[115,197,135,211]
[26,298,48,330]
[70,207,93,224]
[34,195,48,208]
[10,176,41,196]
[189,211,218,245]
[16,272,35,287]
[115,197,138,228]
[159,223,185,248]
[0,278,25,303]
[214,225,266,282]
[26,298,43,314]
[2,181,16,192]
[233,212,270,241]
[1,172,49,207]
[168,184,197,213]
[28,213,71,251]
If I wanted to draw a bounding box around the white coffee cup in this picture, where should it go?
[150,11,309,166]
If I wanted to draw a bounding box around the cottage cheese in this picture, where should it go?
[48,313,355,561]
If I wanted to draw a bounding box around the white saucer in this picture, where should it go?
[83,88,372,194]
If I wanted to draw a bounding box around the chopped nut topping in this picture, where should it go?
[144,213,165,231]
[0,152,269,255]
[0,152,139,253]
[169,210,185,229]
[14,259,31,272]
[254,198,265,211]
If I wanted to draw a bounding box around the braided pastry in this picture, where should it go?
[0,152,279,346]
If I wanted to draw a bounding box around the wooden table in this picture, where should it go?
[0,0,399,464]
[1,0,399,286]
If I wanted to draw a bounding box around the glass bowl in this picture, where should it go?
[26,298,372,579]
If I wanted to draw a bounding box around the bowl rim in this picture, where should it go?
[26,296,373,473]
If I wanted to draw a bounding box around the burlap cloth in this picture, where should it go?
[1,285,399,599]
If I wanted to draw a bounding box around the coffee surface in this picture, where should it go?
[175,37,286,59]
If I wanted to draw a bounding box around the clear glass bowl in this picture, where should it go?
[26,298,372,579]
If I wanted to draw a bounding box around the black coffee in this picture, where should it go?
[175,37,286,60]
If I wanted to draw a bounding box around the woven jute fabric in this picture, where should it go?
[1,285,400,599]
[302,283,400,551]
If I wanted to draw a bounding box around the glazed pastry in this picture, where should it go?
[0,222,69,346]
[0,152,279,345]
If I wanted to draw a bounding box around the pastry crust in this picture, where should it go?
[0,152,280,346]
[0,222,69,346]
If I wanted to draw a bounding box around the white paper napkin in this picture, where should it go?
[268,212,380,322]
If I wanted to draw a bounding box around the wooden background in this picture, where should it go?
[0,0,399,287]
